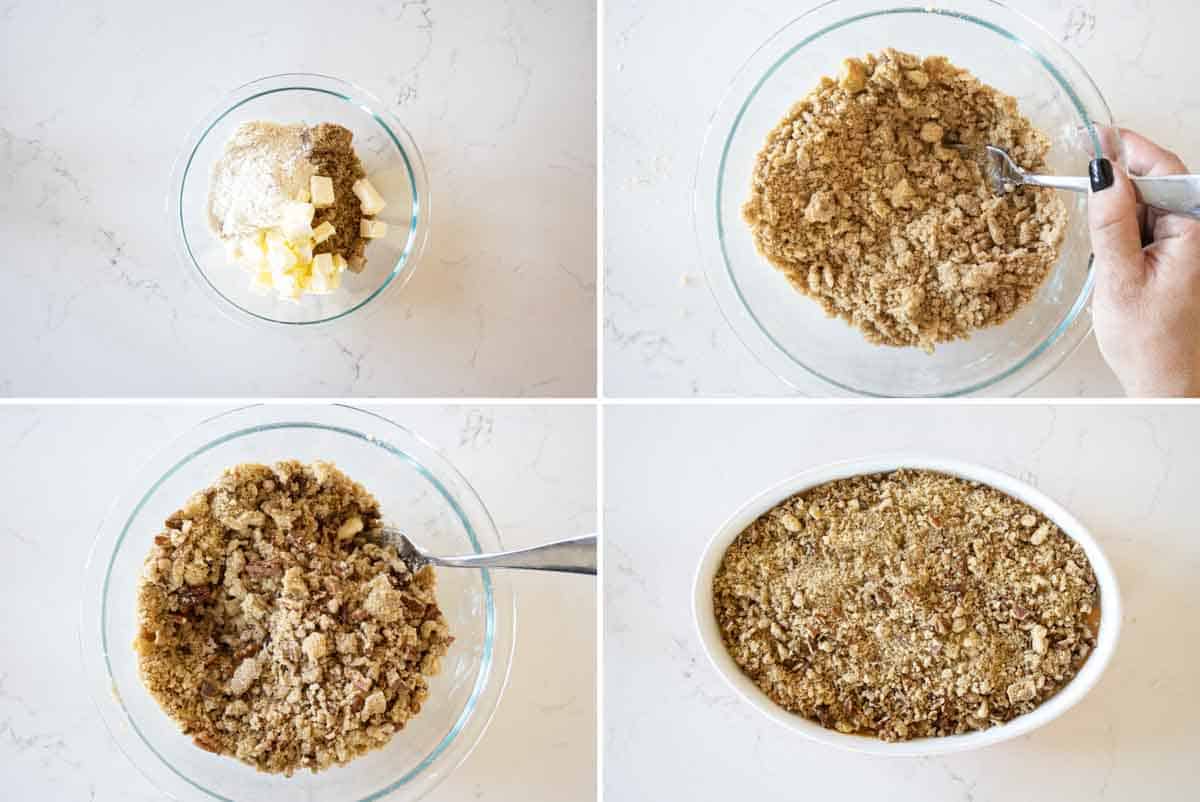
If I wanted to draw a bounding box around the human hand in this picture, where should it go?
[1087,128,1200,397]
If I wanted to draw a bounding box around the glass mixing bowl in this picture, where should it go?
[80,405,514,801]
[169,74,431,328]
[695,0,1114,397]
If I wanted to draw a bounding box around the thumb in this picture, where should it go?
[1088,158,1146,301]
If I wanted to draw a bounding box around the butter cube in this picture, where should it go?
[268,252,297,276]
[352,178,387,215]
[310,176,335,208]
[310,253,338,294]
[279,201,315,239]
[250,271,274,295]
[265,232,297,273]
[267,230,297,271]
[312,221,336,244]
[309,273,334,295]
[360,219,388,238]
[274,269,302,300]
[292,239,314,265]
[235,233,268,270]
[312,252,336,278]
[229,241,259,273]
[325,253,347,290]
[293,262,313,290]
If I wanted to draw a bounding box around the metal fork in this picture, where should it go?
[384,529,597,576]
[950,143,1200,219]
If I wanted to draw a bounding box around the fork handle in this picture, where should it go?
[1128,175,1200,219]
[429,534,597,575]
[1025,173,1200,219]
[1023,174,1091,193]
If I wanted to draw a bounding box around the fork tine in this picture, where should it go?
[382,527,430,570]
[944,141,1017,196]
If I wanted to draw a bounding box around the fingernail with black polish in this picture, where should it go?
[1089,158,1114,192]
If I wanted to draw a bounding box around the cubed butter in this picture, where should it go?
[273,269,302,300]
[250,271,274,295]
[236,233,268,270]
[352,178,387,215]
[310,175,335,208]
[312,252,336,279]
[309,272,333,294]
[291,239,314,265]
[360,219,388,238]
[231,242,258,272]
[225,211,350,300]
[317,253,346,291]
[266,232,297,273]
[309,253,338,294]
[312,221,336,244]
[279,201,315,239]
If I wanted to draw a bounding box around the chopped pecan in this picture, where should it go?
[193,736,221,753]
[244,558,283,578]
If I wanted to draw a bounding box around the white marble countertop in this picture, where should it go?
[0,0,596,397]
[604,0,1200,397]
[604,404,1200,800]
[0,404,596,800]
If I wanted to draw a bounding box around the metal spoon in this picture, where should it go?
[383,529,597,576]
[950,143,1200,220]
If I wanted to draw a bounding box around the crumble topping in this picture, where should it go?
[713,469,1099,741]
[742,49,1068,350]
[134,461,453,775]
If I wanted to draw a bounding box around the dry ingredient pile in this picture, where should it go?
[135,461,453,775]
[712,470,1099,741]
[207,121,390,301]
[742,49,1068,350]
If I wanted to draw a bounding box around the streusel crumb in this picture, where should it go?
[713,470,1099,741]
[134,461,453,775]
[742,49,1068,350]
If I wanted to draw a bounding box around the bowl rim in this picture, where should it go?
[167,72,432,330]
[693,0,1115,397]
[691,454,1122,757]
[78,404,515,800]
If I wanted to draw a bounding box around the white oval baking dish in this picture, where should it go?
[692,455,1121,756]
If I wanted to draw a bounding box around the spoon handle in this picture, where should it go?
[1024,173,1200,219]
[428,534,597,575]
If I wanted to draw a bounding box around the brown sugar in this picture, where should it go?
[308,123,370,273]
[712,470,1099,741]
[742,49,1068,351]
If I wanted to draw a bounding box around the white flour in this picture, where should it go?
[206,121,316,240]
